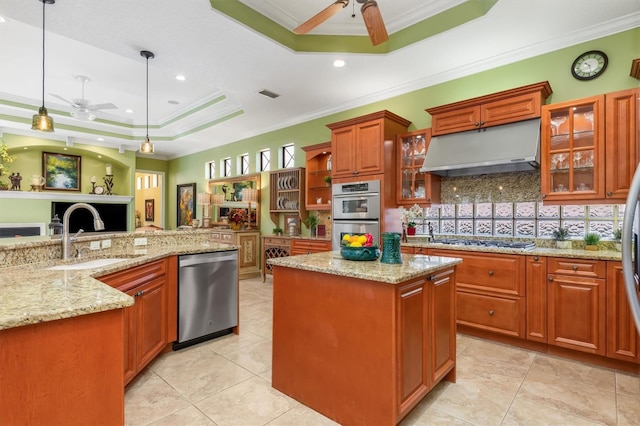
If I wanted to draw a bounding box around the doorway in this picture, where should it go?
[135,170,165,230]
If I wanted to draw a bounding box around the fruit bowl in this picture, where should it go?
[340,245,380,261]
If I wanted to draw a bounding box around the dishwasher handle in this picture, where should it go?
[179,251,238,267]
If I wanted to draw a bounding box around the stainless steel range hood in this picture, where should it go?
[420,118,541,177]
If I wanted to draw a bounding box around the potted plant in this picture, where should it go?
[303,213,320,237]
[552,227,571,249]
[400,204,423,237]
[0,142,17,190]
[583,232,600,251]
[273,226,283,236]
[613,228,622,251]
[406,222,417,236]
[323,175,332,187]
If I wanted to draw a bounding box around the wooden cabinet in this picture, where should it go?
[302,142,332,211]
[99,259,169,386]
[396,129,441,206]
[426,81,552,136]
[606,261,640,364]
[210,229,260,279]
[547,257,606,355]
[262,235,291,281]
[525,255,548,343]
[431,249,526,338]
[541,89,639,203]
[269,167,306,225]
[327,110,410,180]
[290,238,332,256]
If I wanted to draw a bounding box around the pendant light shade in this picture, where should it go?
[139,50,155,154]
[32,0,55,132]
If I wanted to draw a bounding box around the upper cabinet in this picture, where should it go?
[396,129,440,206]
[426,81,553,136]
[327,110,411,180]
[541,88,638,203]
[302,142,332,211]
[269,167,306,225]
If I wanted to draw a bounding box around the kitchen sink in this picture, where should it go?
[46,258,132,271]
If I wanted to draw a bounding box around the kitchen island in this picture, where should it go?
[269,251,462,426]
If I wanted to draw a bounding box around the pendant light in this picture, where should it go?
[139,50,155,154]
[31,0,55,132]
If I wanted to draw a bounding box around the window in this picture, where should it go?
[260,149,270,172]
[206,161,215,179]
[240,153,250,175]
[222,158,231,177]
[283,144,294,169]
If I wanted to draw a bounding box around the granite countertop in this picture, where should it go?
[0,242,238,331]
[268,251,462,284]
[403,241,622,261]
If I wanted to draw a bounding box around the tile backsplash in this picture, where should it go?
[411,171,623,240]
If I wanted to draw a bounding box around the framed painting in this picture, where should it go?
[43,152,81,191]
[177,183,196,227]
[144,199,155,222]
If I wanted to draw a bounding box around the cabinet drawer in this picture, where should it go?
[430,250,525,296]
[548,257,605,278]
[263,237,291,247]
[210,232,221,241]
[457,291,525,338]
[99,259,166,291]
[291,239,332,252]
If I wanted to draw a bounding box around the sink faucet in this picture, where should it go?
[62,203,105,260]
[427,221,434,241]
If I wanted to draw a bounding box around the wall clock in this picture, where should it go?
[571,50,608,80]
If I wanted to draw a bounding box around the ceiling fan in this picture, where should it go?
[294,0,389,46]
[51,75,117,121]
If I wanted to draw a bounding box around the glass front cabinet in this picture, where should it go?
[541,95,605,203]
[396,129,440,206]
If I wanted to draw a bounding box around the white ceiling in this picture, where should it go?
[0,0,638,160]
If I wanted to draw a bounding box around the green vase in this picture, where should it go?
[380,232,402,264]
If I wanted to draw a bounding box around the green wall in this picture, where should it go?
[1,28,638,232]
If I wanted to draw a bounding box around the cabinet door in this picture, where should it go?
[331,126,356,179]
[526,255,547,343]
[606,262,640,363]
[547,274,605,355]
[541,95,606,202]
[354,119,385,176]
[135,276,168,372]
[398,281,427,408]
[430,106,480,136]
[397,129,440,206]
[604,88,639,201]
[122,296,136,386]
[428,268,456,385]
[480,92,542,128]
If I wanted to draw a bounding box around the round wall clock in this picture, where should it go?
[94,186,104,195]
[571,50,608,80]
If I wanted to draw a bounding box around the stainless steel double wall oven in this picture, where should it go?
[332,180,381,250]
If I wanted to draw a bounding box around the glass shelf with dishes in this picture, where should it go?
[396,129,440,206]
[302,142,332,211]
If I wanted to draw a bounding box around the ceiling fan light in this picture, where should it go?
[71,109,96,121]
[139,137,154,154]
[31,107,54,132]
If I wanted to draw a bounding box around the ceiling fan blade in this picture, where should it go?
[89,103,118,111]
[360,0,388,46]
[293,0,349,35]
[51,94,79,108]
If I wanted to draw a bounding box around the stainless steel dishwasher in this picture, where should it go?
[173,250,239,350]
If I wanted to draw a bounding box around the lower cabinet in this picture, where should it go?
[525,255,548,343]
[290,238,332,255]
[606,262,640,363]
[210,230,260,279]
[99,258,173,386]
[262,235,291,281]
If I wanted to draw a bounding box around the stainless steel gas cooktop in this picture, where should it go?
[431,239,536,251]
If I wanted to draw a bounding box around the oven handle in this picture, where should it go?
[333,219,380,224]
[332,193,379,199]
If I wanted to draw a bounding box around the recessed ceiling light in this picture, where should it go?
[0,16,7,24]
[176,75,186,81]
[168,100,179,105]
[333,59,346,68]
[125,109,134,114]
[97,137,104,141]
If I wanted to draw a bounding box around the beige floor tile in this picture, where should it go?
[124,369,191,426]
[196,376,297,426]
[218,339,273,375]
[503,394,602,425]
[151,348,255,403]
[147,405,217,426]
[518,366,617,425]
[529,354,616,389]
[616,372,640,397]
[455,350,529,395]
[617,393,640,426]
[266,404,339,425]
[241,312,273,340]
[401,400,472,426]
[259,368,272,383]
[204,329,269,356]
[456,334,475,355]
[461,337,537,368]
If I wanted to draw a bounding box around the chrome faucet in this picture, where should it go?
[427,221,434,241]
[61,203,105,260]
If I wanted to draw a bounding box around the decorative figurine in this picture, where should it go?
[10,172,22,191]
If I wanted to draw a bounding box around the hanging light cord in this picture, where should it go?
[145,54,149,139]
[40,0,46,108]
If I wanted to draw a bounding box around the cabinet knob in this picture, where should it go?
[548,276,554,282]
[474,122,480,127]
[533,256,539,261]
[488,270,494,276]
[541,194,547,199]
[488,310,494,316]
[417,247,423,252]
[572,265,578,271]
[480,121,485,126]
[607,191,613,196]
[426,198,431,202]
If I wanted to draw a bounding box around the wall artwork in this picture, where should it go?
[43,152,81,191]
[144,199,155,222]
[177,183,196,227]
